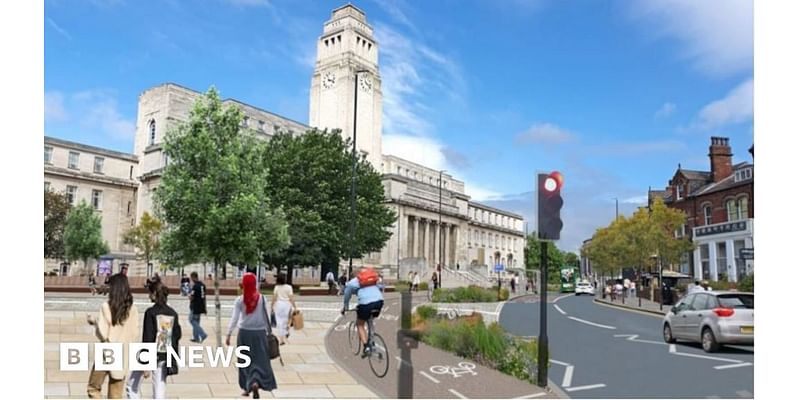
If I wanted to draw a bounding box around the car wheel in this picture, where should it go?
[702,327,720,353]
[663,323,676,343]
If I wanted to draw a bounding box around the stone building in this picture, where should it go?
[44,4,525,281]
[649,137,754,282]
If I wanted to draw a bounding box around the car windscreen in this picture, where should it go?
[716,294,754,309]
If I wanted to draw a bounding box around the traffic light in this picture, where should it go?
[537,171,564,241]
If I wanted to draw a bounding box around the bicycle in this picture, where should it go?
[343,309,389,378]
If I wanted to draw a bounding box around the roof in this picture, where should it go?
[679,169,711,181]
[45,136,138,162]
[468,201,525,220]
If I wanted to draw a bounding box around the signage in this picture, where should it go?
[739,248,754,260]
[695,221,748,237]
[494,264,504,273]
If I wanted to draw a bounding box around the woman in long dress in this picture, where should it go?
[226,273,277,399]
[271,273,297,345]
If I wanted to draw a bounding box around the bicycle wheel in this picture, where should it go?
[347,320,361,355]
[369,333,389,378]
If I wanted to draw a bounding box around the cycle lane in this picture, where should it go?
[325,300,561,399]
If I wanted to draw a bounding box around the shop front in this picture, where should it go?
[692,219,753,282]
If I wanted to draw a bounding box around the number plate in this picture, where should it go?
[740,326,753,334]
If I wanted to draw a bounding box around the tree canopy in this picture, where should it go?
[123,212,163,275]
[64,200,109,271]
[45,189,71,260]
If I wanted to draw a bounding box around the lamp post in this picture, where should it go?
[438,170,446,287]
[614,197,619,220]
[348,69,369,280]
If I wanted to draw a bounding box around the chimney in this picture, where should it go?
[709,137,733,182]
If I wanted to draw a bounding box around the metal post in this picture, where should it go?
[398,291,414,398]
[537,241,549,387]
[397,211,401,282]
[438,170,444,286]
[615,197,619,220]
[659,257,663,311]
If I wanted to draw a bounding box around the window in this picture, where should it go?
[66,185,77,205]
[45,146,53,164]
[703,205,713,225]
[735,168,753,182]
[93,157,104,174]
[45,182,50,192]
[397,166,401,174]
[129,166,134,179]
[675,184,683,200]
[726,197,749,221]
[258,120,265,131]
[737,197,749,220]
[127,201,132,216]
[243,116,249,127]
[68,152,79,169]
[148,119,156,145]
[91,190,103,210]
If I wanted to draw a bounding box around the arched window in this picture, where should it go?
[703,204,713,225]
[148,119,156,145]
[726,196,748,221]
[737,196,749,220]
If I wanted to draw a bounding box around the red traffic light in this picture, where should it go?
[542,171,563,193]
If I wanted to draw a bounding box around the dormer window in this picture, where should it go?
[675,184,683,200]
[734,167,753,182]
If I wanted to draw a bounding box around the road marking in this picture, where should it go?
[512,393,546,399]
[714,362,753,370]
[564,384,606,392]
[553,304,567,315]
[669,345,744,363]
[567,316,616,330]
[448,389,468,399]
[419,371,441,384]
[613,334,668,346]
[549,358,571,367]
[553,294,571,303]
[562,365,574,387]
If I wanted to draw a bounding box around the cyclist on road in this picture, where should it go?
[341,267,385,358]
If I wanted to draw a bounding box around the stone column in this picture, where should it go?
[708,241,718,281]
[725,239,736,282]
[419,219,426,259]
[407,216,415,260]
[443,223,450,268]
[744,236,754,276]
[434,222,441,269]
[454,225,461,267]
[693,246,702,280]
[424,220,431,264]
[414,217,422,258]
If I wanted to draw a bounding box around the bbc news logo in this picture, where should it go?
[60,343,252,371]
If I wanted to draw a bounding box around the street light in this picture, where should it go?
[438,170,446,288]
[348,68,369,280]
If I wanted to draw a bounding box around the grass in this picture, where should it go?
[431,286,500,303]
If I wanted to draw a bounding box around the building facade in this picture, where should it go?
[649,137,754,282]
[44,4,525,280]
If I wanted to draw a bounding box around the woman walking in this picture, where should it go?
[126,278,181,399]
[271,273,297,345]
[226,273,278,399]
[86,273,139,399]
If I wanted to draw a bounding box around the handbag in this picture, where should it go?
[290,310,304,331]
[261,296,283,366]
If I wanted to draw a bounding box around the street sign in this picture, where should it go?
[739,248,754,260]
[494,264,504,273]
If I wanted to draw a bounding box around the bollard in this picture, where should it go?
[397,290,416,398]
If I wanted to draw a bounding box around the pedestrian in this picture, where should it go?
[510,274,516,294]
[271,273,297,345]
[88,273,97,296]
[525,280,531,293]
[701,280,711,291]
[338,273,347,295]
[180,274,191,296]
[378,273,385,293]
[456,263,460,271]
[412,272,420,292]
[630,281,637,298]
[126,278,181,399]
[86,273,139,399]
[188,272,208,343]
[120,265,128,276]
[604,284,611,300]
[623,279,630,298]
[687,279,702,294]
[227,273,278,399]
[514,273,521,294]
[431,270,439,290]
[614,282,623,300]
[325,270,336,295]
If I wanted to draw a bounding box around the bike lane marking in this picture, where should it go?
[566,316,616,330]
[420,371,441,384]
[562,365,574,387]
[565,384,607,392]
[714,362,753,370]
[512,393,547,399]
[553,304,567,315]
[448,389,468,399]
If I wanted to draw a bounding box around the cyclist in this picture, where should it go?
[341,267,385,358]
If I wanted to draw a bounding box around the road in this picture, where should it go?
[499,293,754,399]
[325,294,558,399]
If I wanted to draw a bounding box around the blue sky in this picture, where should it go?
[44,0,754,252]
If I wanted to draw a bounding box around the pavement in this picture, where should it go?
[44,293,378,399]
[594,294,669,315]
[499,292,754,399]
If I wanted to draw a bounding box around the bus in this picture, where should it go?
[559,266,579,293]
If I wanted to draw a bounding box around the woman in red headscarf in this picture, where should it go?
[226,273,277,398]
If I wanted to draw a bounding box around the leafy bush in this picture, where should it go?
[419,282,429,291]
[498,288,510,301]
[707,280,736,291]
[432,286,497,303]
[738,274,754,292]
[416,305,438,320]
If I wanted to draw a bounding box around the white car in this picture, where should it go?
[575,281,595,296]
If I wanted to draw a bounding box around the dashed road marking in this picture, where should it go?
[669,344,744,363]
[448,388,468,399]
[549,358,571,367]
[613,334,668,346]
[553,304,567,315]
[567,316,616,330]
[512,393,546,399]
[419,371,441,384]
[562,365,574,387]
[714,362,753,370]
[564,383,606,392]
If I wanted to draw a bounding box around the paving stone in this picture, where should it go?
[299,371,357,385]
[272,384,333,398]
[44,383,69,396]
[327,384,380,398]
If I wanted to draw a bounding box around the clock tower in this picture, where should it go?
[309,4,383,169]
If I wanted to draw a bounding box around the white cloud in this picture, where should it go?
[692,79,753,130]
[46,18,72,41]
[654,102,676,119]
[515,123,576,144]
[71,90,136,140]
[464,183,503,202]
[628,0,753,77]
[622,195,649,205]
[44,91,68,121]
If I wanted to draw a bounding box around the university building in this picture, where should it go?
[44,4,524,281]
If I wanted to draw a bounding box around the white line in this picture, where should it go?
[512,393,546,399]
[553,304,567,315]
[562,365,574,387]
[668,345,743,363]
[567,316,616,330]
[549,359,571,367]
[564,384,606,392]
[670,344,677,353]
[714,362,753,370]
[553,294,571,303]
[419,371,440,384]
[448,388,468,399]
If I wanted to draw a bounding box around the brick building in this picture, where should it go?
[649,137,753,282]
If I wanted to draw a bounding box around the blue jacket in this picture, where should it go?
[343,277,384,310]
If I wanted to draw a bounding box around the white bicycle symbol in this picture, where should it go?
[334,324,348,332]
[429,362,478,378]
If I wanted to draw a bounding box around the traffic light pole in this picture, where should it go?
[537,240,548,387]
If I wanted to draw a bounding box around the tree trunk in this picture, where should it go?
[214,261,222,348]
[287,264,294,286]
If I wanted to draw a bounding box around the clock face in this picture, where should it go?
[359,75,373,93]
[322,72,336,89]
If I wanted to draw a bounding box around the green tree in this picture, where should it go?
[262,129,396,283]
[64,201,109,274]
[45,189,71,260]
[524,233,565,285]
[563,252,579,267]
[155,87,290,347]
[123,212,163,276]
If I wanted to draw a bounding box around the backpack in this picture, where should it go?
[357,268,380,287]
